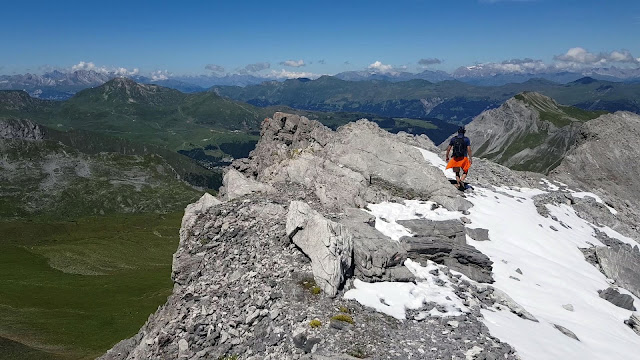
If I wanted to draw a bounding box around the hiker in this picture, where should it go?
[445,126,472,190]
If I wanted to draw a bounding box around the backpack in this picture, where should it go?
[451,137,466,158]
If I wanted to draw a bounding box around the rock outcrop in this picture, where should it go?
[339,208,414,282]
[286,201,353,297]
[100,113,518,360]
[452,92,601,174]
[551,111,640,238]
[0,118,45,140]
[398,219,494,283]
[234,112,470,212]
[596,245,640,299]
[598,287,636,311]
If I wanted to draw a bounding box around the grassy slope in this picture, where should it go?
[0,213,182,359]
[0,132,202,359]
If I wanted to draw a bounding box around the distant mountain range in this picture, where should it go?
[212,76,640,125]
[1,78,459,173]
[2,66,640,100]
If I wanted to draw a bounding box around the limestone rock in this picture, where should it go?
[599,287,636,311]
[339,208,413,282]
[181,193,221,230]
[625,313,640,336]
[327,120,465,210]
[553,324,580,341]
[466,227,490,242]
[0,118,45,140]
[286,201,353,297]
[596,245,640,298]
[220,168,274,201]
[398,219,493,283]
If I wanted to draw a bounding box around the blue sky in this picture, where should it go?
[2,0,639,77]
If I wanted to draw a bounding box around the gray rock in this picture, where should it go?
[292,329,321,354]
[598,287,636,311]
[553,324,580,341]
[399,219,467,245]
[625,313,640,336]
[178,338,189,356]
[400,233,494,283]
[327,120,465,210]
[0,118,45,140]
[562,304,574,312]
[220,169,275,201]
[286,201,353,297]
[490,287,538,322]
[596,245,640,298]
[339,208,413,282]
[262,152,368,211]
[181,193,221,231]
[329,319,354,331]
[466,227,490,241]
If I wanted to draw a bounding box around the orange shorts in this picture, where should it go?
[446,157,471,172]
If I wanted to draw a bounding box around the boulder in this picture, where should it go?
[397,219,493,283]
[286,201,353,297]
[326,120,466,210]
[181,193,221,230]
[339,208,414,282]
[219,169,274,201]
[465,227,490,242]
[625,313,640,336]
[598,287,636,311]
[553,324,580,341]
[262,152,369,211]
[596,245,640,298]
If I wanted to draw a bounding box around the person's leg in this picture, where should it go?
[460,170,468,184]
[453,167,461,186]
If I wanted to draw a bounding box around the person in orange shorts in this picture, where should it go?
[445,126,472,190]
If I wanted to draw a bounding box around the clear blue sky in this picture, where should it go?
[2,0,639,76]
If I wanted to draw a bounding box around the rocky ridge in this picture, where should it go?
[456,92,603,173]
[101,112,640,359]
[101,113,519,359]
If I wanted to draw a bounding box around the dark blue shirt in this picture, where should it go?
[449,135,471,157]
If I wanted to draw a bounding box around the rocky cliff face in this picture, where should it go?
[101,112,640,360]
[458,92,603,173]
[0,118,45,140]
[551,111,640,237]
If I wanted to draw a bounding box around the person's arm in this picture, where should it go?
[467,146,473,164]
[446,145,452,161]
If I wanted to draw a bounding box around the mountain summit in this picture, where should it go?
[458,92,606,173]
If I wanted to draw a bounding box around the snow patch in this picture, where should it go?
[344,259,468,320]
[365,200,462,241]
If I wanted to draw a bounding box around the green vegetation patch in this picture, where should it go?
[309,319,322,328]
[331,314,355,324]
[299,277,322,295]
[0,212,182,359]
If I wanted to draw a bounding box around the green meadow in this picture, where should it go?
[0,212,182,359]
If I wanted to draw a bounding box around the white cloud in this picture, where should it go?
[368,61,394,73]
[268,69,320,79]
[205,64,225,73]
[554,47,639,65]
[279,59,305,67]
[70,61,138,75]
[114,67,139,76]
[71,61,104,72]
[150,70,171,81]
